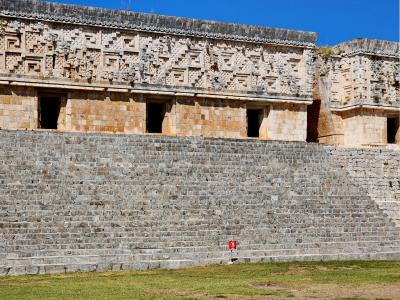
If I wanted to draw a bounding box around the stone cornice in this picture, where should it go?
[338,50,399,59]
[335,38,400,58]
[0,0,317,48]
[331,103,400,112]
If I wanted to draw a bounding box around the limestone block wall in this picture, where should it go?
[0,86,37,130]
[327,113,345,144]
[0,130,399,276]
[315,106,400,147]
[68,92,145,134]
[0,86,309,141]
[173,98,307,141]
[266,103,307,141]
[316,111,345,145]
[174,98,246,139]
[341,109,388,146]
[320,109,400,147]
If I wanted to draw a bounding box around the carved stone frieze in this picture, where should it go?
[0,3,315,99]
[318,39,400,107]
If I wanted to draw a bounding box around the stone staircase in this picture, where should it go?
[0,131,399,275]
[328,147,400,226]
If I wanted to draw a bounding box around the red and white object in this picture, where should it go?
[228,240,238,263]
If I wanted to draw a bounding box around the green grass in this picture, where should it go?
[0,260,399,300]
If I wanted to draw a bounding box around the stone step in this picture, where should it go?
[4,238,400,258]
[3,250,400,276]
[0,131,399,275]
[3,239,400,266]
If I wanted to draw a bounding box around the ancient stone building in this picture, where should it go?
[313,39,400,147]
[0,0,398,147]
[0,0,319,142]
[1,1,400,276]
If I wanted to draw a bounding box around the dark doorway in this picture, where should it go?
[39,96,61,129]
[147,102,166,133]
[307,100,321,142]
[387,117,399,144]
[247,109,262,138]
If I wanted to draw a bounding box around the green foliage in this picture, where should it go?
[317,47,336,60]
[0,19,6,34]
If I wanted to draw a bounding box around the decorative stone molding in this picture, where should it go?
[0,1,316,102]
[0,0,317,47]
[335,38,400,58]
[317,39,400,108]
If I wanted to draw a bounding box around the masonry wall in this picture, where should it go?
[329,147,400,225]
[342,109,387,146]
[171,98,307,141]
[68,91,145,134]
[0,86,37,130]
[318,113,344,145]
[174,98,246,139]
[0,130,399,276]
[266,103,307,141]
[0,87,309,141]
[328,109,400,147]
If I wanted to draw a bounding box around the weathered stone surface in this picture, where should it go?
[336,39,399,58]
[314,38,400,147]
[0,1,397,148]
[318,39,399,108]
[0,0,317,46]
[0,130,399,275]
[0,0,315,100]
[329,147,400,225]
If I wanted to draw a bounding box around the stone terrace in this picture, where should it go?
[0,130,399,275]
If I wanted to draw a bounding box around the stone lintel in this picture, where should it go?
[0,77,313,104]
[331,104,400,113]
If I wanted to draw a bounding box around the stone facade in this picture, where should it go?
[67,91,145,134]
[0,0,313,142]
[0,1,398,147]
[315,39,400,147]
[174,98,247,139]
[0,1,399,276]
[0,86,37,130]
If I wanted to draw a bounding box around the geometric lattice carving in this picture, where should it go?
[322,40,400,106]
[6,52,23,73]
[25,58,41,74]
[0,17,314,98]
[25,31,45,54]
[5,34,20,50]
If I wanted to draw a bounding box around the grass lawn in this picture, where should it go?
[0,260,399,300]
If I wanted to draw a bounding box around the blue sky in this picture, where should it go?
[47,0,399,45]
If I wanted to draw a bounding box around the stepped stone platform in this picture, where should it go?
[0,130,399,276]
